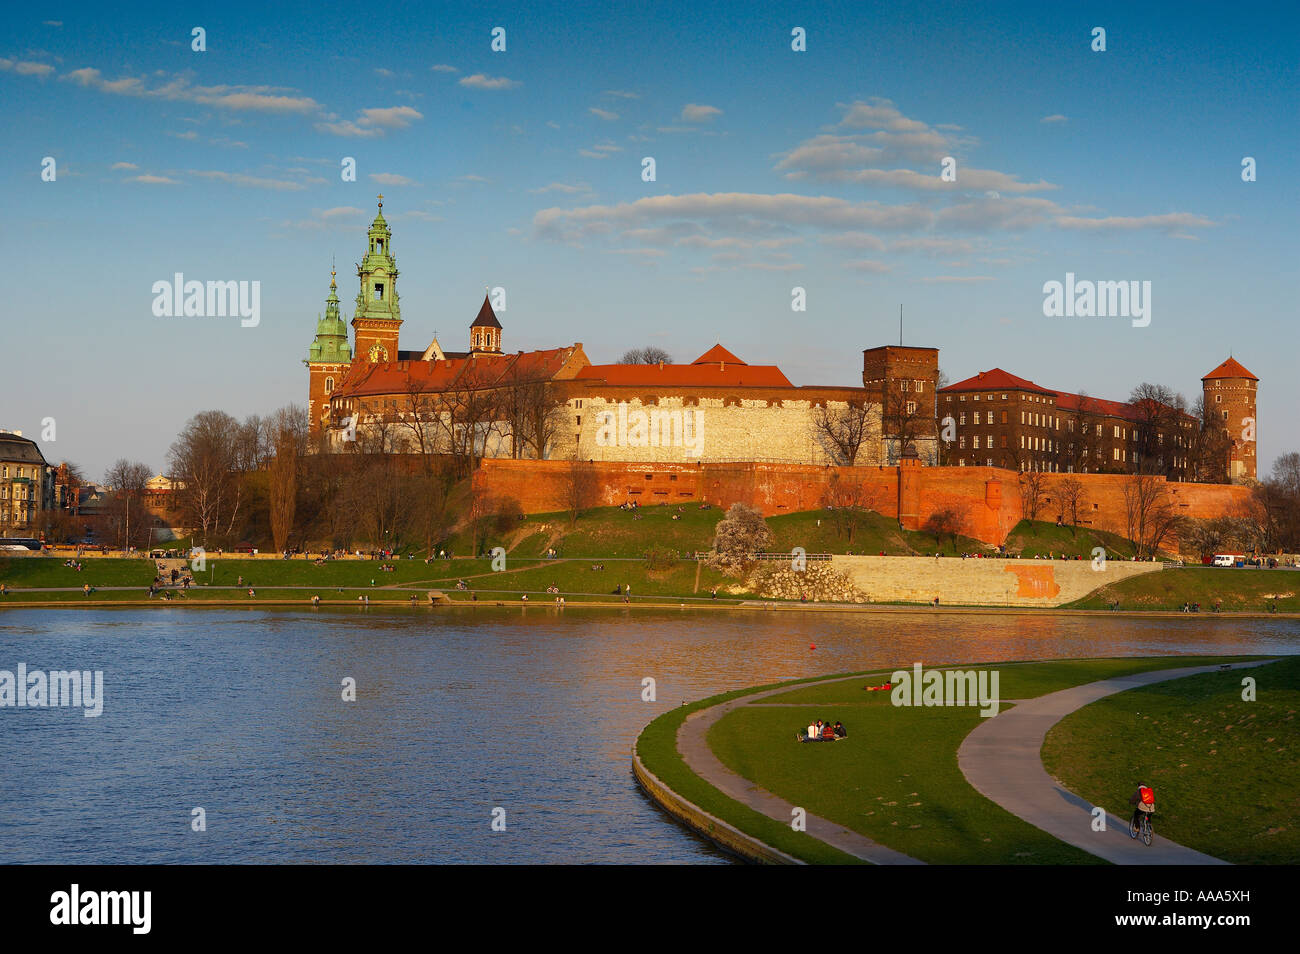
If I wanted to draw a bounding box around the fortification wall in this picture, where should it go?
[474,459,1251,549]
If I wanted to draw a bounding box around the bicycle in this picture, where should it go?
[1129,809,1153,846]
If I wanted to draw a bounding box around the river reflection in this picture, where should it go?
[0,607,1295,863]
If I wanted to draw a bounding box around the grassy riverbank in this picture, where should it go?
[1065,566,1300,613]
[637,656,1279,864]
[1043,655,1300,864]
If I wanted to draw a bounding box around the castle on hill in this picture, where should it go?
[305,199,1256,482]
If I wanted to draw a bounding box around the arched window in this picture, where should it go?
[325,377,335,394]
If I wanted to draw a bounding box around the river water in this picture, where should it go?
[0,607,1295,863]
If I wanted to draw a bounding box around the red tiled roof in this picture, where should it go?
[1202,357,1257,381]
[335,347,578,399]
[692,344,746,366]
[1054,390,1140,422]
[941,368,1055,396]
[575,361,791,388]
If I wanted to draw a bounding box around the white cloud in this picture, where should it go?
[1056,212,1213,232]
[589,107,619,121]
[110,161,138,170]
[1040,114,1068,123]
[0,59,55,77]
[430,64,459,73]
[128,174,178,185]
[370,172,418,186]
[680,103,722,122]
[529,182,592,194]
[59,67,320,112]
[189,170,308,191]
[604,89,639,99]
[458,74,520,90]
[820,232,886,251]
[315,105,423,137]
[842,259,892,273]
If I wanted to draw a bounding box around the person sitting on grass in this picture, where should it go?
[820,721,836,741]
[803,720,819,742]
[833,721,846,738]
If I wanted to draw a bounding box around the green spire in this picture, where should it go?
[354,194,400,323]
[307,267,352,363]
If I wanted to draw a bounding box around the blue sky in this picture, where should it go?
[2,0,1296,480]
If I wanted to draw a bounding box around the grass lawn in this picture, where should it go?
[1002,520,1148,560]
[636,681,866,864]
[1043,656,1299,864]
[639,656,1273,864]
[0,557,155,588]
[1066,566,1300,613]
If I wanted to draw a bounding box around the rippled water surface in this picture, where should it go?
[1,607,1295,863]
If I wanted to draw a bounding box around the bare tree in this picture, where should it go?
[820,474,882,545]
[1129,383,1189,479]
[1017,470,1048,521]
[267,409,307,553]
[1057,476,1086,536]
[881,383,932,464]
[104,459,152,551]
[811,401,875,465]
[923,507,967,550]
[562,453,600,527]
[168,411,242,545]
[1188,394,1233,484]
[1121,474,1184,558]
[619,346,673,365]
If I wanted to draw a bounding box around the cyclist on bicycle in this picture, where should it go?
[1129,783,1155,831]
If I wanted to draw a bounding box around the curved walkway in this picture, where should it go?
[676,675,924,864]
[958,659,1278,865]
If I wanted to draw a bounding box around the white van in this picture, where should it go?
[1212,554,1236,567]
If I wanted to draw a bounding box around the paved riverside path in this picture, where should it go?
[676,676,924,864]
[958,660,1278,865]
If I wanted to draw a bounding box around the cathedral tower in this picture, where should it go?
[352,196,403,363]
[305,267,353,435]
[1202,357,1258,482]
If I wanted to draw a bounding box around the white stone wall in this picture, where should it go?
[550,395,885,465]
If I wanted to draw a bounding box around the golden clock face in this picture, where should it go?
[368,343,388,362]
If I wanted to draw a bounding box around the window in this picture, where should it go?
[958,436,966,449]
[1113,425,1121,438]
[1113,448,1120,460]
[1215,394,1221,403]
[973,394,980,401]
[325,377,334,394]
[576,416,581,426]
[915,381,924,392]
[987,434,993,450]
[376,239,383,253]
[1000,411,1007,424]
[959,413,966,425]
[1001,435,1007,448]
[575,400,583,409]
[374,283,385,300]
[907,401,917,415]
[987,458,994,467]
[974,436,981,449]
[901,380,910,392]
[1222,410,1228,421]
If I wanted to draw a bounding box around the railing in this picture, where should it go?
[750,552,833,562]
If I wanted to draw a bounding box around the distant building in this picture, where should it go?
[1201,357,1258,482]
[939,369,1199,479]
[0,431,55,538]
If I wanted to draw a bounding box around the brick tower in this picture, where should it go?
[862,345,940,464]
[304,267,352,436]
[352,195,403,364]
[1201,357,1258,482]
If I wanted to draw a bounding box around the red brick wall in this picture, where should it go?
[475,459,1250,548]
